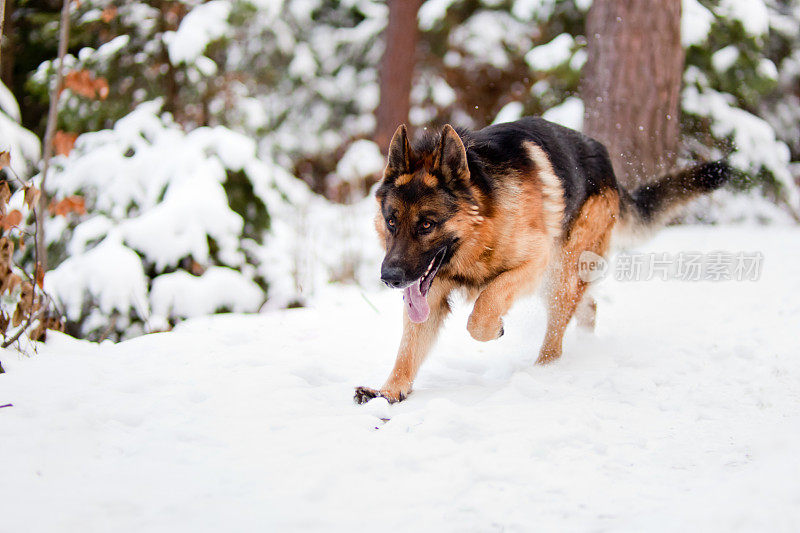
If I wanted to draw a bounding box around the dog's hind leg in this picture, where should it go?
[537,191,618,364]
[575,294,597,331]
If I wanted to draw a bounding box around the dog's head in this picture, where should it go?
[374,124,472,315]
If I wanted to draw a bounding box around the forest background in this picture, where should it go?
[0,0,798,348]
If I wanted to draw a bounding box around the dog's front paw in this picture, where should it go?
[354,386,381,404]
[467,311,504,342]
[354,386,408,404]
[380,388,408,404]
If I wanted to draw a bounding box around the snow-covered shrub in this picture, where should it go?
[222,0,387,159]
[42,101,383,340]
[683,82,798,209]
[681,0,800,213]
[0,85,63,354]
[28,0,237,133]
[0,82,41,180]
[26,0,388,199]
[42,102,291,339]
[414,0,590,129]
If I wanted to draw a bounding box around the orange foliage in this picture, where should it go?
[49,196,87,217]
[0,210,22,231]
[64,69,110,100]
[54,131,78,156]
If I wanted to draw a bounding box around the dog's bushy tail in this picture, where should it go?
[616,160,730,239]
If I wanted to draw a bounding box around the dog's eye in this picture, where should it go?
[387,217,396,228]
[419,220,434,231]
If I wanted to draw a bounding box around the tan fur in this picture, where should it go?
[525,142,565,240]
[438,147,565,292]
[376,278,455,402]
[538,190,618,364]
[422,172,438,188]
[393,171,439,189]
[575,294,597,331]
[393,173,413,186]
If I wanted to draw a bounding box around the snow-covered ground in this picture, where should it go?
[2,225,799,532]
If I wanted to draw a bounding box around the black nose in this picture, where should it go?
[381,266,407,289]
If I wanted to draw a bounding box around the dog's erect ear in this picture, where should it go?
[386,124,410,175]
[435,124,469,186]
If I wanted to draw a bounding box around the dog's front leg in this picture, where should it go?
[355,282,451,404]
[467,253,549,342]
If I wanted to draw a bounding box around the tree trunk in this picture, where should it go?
[374,0,421,155]
[581,0,683,189]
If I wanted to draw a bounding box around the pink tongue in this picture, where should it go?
[403,279,430,323]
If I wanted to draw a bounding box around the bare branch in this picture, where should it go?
[36,0,71,273]
[1,304,50,349]
[0,163,64,353]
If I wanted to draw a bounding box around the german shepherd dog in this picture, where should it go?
[354,118,728,404]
